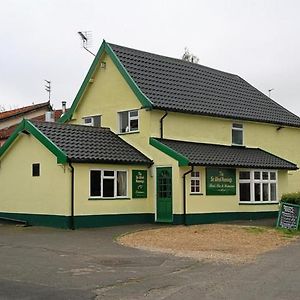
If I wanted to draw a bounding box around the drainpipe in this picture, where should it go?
[69,162,75,230]
[160,111,168,139]
[183,166,194,226]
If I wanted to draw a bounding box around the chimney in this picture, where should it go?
[45,111,55,122]
[62,101,67,114]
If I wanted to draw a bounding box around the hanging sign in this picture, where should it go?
[206,168,236,195]
[132,170,147,198]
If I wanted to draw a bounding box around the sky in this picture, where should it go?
[0,0,300,116]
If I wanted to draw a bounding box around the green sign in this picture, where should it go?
[206,168,236,195]
[277,203,300,230]
[132,170,147,198]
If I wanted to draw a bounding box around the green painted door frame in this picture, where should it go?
[156,167,173,223]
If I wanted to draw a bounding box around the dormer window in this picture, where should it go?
[232,123,243,145]
[119,110,139,133]
[83,115,101,127]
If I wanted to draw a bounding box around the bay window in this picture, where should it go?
[239,170,277,203]
[90,170,128,198]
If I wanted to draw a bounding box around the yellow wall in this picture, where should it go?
[70,53,152,157]
[66,49,300,218]
[0,134,71,215]
[150,111,300,193]
[182,167,287,214]
[73,163,153,215]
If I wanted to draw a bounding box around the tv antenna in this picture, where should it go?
[268,88,274,98]
[78,31,95,57]
[45,80,51,101]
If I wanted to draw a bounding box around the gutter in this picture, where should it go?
[68,162,75,230]
[182,165,194,226]
[160,111,168,139]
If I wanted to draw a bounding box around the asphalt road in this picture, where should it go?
[0,221,299,300]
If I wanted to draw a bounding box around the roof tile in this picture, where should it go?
[109,43,300,127]
[154,138,297,169]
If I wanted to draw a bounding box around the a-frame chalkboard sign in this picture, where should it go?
[277,202,300,230]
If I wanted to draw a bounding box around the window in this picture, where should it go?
[83,115,101,127]
[90,170,127,198]
[32,163,40,177]
[232,123,243,145]
[239,170,277,203]
[190,171,201,194]
[119,110,139,133]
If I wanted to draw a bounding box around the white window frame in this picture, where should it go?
[239,169,278,203]
[118,109,139,133]
[89,169,128,199]
[82,115,101,127]
[190,170,201,194]
[232,123,243,146]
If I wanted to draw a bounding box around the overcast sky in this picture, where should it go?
[1,0,300,116]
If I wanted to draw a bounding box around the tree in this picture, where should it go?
[182,47,199,64]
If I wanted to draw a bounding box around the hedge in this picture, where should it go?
[281,192,300,205]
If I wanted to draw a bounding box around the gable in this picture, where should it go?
[71,53,146,128]
[59,41,152,123]
[0,120,67,164]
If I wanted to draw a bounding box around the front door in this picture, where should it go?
[156,167,173,222]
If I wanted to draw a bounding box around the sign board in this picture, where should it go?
[206,168,236,195]
[277,203,300,230]
[132,170,147,198]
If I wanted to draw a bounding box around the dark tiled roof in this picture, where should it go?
[154,138,297,169]
[109,43,300,127]
[0,101,50,121]
[32,121,152,165]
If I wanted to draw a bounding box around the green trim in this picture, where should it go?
[173,211,278,225]
[149,137,189,166]
[0,212,71,229]
[0,119,25,157]
[0,211,278,228]
[0,212,155,228]
[0,119,68,164]
[74,213,154,228]
[59,40,152,123]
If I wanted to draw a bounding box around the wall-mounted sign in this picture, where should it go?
[277,203,300,230]
[206,168,236,195]
[132,170,147,198]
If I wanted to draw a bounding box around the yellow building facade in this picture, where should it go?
[0,40,299,228]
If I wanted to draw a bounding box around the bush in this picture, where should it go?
[281,192,300,205]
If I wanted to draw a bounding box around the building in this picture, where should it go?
[0,40,299,228]
[0,101,67,146]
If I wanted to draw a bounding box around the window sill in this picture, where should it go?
[118,131,140,135]
[239,202,279,205]
[190,193,204,196]
[89,197,131,200]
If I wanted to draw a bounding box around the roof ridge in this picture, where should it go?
[108,42,239,78]
[31,120,111,131]
[0,101,51,121]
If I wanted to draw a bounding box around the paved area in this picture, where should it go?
[0,220,299,299]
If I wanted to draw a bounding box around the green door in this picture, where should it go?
[156,167,173,222]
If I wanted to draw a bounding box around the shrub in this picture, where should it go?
[281,192,300,205]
